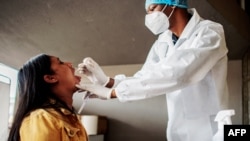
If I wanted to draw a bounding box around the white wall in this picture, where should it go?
[73,60,243,141]
[0,65,18,141]
[0,82,10,141]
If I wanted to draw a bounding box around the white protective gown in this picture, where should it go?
[114,8,229,141]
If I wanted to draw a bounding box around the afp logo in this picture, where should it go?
[224,125,250,141]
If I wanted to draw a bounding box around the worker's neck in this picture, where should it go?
[170,8,191,37]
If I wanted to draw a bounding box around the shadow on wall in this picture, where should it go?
[106,118,167,141]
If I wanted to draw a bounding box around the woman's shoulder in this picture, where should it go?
[21,108,59,125]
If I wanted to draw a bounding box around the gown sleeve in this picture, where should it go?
[115,23,228,102]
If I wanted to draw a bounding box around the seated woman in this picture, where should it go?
[8,53,88,141]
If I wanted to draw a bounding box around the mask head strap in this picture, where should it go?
[161,4,168,12]
[168,6,176,19]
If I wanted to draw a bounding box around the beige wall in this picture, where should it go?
[227,60,242,124]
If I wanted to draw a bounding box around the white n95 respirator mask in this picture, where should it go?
[145,11,169,35]
[145,5,175,35]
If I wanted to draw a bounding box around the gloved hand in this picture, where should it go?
[75,84,113,100]
[77,57,109,86]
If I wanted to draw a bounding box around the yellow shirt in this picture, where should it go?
[20,107,88,141]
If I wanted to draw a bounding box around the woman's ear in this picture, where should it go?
[44,75,58,83]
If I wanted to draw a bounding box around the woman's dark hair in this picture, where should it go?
[8,53,53,141]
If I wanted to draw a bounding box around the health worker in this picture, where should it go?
[76,0,229,141]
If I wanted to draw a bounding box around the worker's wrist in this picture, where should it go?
[110,89,117,98]
[105,78,114,88]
